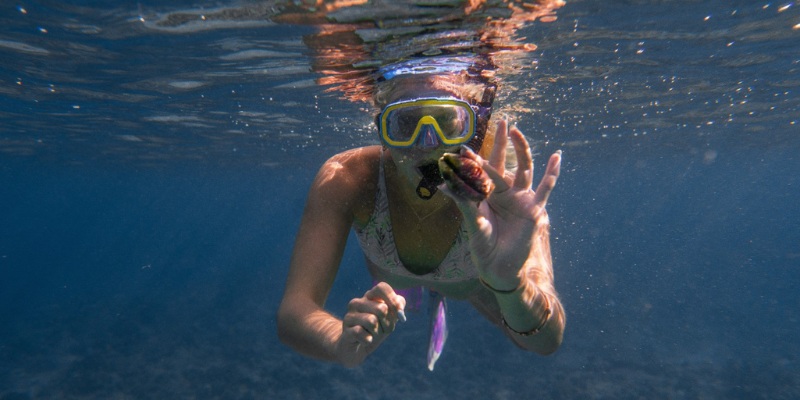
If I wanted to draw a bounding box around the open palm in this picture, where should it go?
[443,120,562,291]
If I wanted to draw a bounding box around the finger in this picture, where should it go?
[348,297,389,322]
[480,159,510,193]
[342,325,372,346]
[348,296,392,335]
[365,282,396,307]
[367,282,406,321]
[532,150,562,210]
[509,126,533,189]
[343,313,379,344]
[488,120,508,176]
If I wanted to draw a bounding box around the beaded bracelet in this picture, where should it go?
[480,277,553,336]
[502,306,551,336]
[478,276,523,294]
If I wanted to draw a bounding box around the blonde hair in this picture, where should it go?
[373,73,488,109]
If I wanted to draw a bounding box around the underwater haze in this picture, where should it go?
[1,0,799,398]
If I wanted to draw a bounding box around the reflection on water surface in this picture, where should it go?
[1,1,796,166]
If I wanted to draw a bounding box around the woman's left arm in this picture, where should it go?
[443,120,565,354]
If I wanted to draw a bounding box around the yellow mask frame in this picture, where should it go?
[378,98,477,148]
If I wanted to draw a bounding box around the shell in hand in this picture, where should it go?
[438,147,494,202]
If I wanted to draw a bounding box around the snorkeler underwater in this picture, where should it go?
[276,0,567,370]
[2,0,798,397]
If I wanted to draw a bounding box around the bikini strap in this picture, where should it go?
[377,147,388,202]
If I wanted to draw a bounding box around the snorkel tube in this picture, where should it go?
[416,161,445,200]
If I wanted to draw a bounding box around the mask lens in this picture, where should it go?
[433,106,469,139]
[381,99,474,147]
[387,109,422,142]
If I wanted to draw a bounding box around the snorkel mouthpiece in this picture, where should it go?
[416,162,444,200]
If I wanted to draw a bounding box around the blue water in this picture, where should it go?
[1,1,799,398]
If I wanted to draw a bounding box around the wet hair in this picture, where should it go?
[374,73,488,108]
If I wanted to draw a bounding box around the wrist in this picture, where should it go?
[332,325,366,368]
[503,305,551,336]
[334,337,366,368]
[496,287,553,337]
[479,275,524,295]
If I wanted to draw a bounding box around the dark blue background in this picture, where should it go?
[1,131,797,398]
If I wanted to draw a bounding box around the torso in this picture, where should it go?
[352,146,482,299]
[386,175,462,274]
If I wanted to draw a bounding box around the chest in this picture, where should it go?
[387,197,462,275]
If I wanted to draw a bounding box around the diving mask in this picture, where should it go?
[378,98,478,148]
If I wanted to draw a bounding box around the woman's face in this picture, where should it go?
[382,85,468,187]
[378,85,478,188]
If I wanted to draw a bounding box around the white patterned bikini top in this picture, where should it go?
[354,152,478,283]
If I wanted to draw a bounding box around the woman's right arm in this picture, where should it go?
[276,148,405,367]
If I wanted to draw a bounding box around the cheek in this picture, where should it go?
[395,158,420,180]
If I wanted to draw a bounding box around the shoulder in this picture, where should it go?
[308,146,381,219]
[315,146,380,192]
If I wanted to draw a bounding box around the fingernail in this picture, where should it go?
[397,309,407,323]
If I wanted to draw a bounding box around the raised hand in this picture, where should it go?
[442,120,562,291]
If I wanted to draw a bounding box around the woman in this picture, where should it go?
[277,64,565,368]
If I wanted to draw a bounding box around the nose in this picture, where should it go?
[417,124,440,148]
